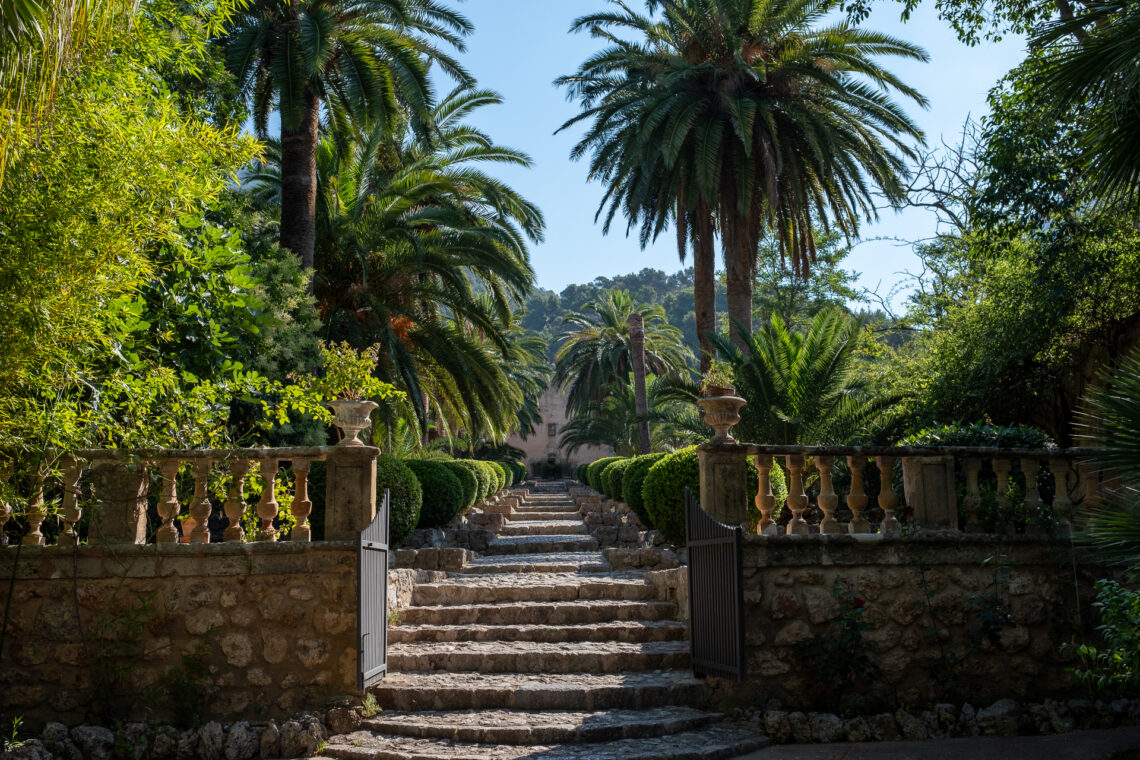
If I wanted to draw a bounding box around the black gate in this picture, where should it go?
[685,488,746,680]
[357,488,389,691]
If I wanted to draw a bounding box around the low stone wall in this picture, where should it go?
[720,534,1107,710]
[0,542,360,728]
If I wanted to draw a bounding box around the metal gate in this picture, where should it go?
[685,488,746,680]
[357,488,389,691]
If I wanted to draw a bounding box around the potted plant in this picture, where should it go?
[307,342,402,446]
[700,360,736,397]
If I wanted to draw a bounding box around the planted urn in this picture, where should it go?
[698,361,746,443]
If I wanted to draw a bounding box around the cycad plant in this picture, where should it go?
[711,309,894,445]
[559,0,928,348]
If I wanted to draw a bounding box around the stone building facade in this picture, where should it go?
[505,386,612,474]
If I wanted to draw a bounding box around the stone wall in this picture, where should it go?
[0,542,361,728]
[720,534,1108,710]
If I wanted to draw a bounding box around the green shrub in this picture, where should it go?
[576,463,589,483]
[442,460,478,513]
[623,453,667,528]
[490,461,508,492]
[641,447,776,545]
[600,458,631,500]
[498,461,518,487]
[1069,579,1140,697]
[456,460,492,503]
[586,456,622,491]
[376,454,422,546]
[474,461,497,498]
[608,458,635,501]
[511,461,527,484]
[406,459,465,529]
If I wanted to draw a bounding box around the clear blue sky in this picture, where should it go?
[445,0,1027,307]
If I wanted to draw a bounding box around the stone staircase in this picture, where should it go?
[320,481,766,759]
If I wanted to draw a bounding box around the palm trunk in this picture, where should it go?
[724,218,754,352]
[627,311,652,455]
[279,91,320,272]
[692,203,717,374]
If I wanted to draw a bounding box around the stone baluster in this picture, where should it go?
[1080,465,1100,509]
[1050,457,1074,535]
[157,460,181,543]
[816,456,840,534]
[1020,457,1043,515]
[847,455,870,533]
[223,460,250,543]
[190,460,214,543]
[877,455,901,535]
[785,454,809,535]
[993,458,1012,514]
[257,458,279,541]
[291,460,313,542]
[60,459,84,545]
[962,458,982,533]
[22,474,47,546]
[753,455,777,535]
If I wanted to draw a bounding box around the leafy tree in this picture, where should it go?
[753,232,863,331]
[553,289,693,418]
[559,0,927,351]
[220,0,473,269]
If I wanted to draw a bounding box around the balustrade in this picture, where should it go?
[0,445,377,548]
[702,443,1099,537]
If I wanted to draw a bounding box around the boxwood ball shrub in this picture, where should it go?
[457,460,492,502]
[600,458,631,500]
[586,456,622,491]
[376,454,423,546]
[641,447,782,545]
[623,453,666,528]
[498,461,517,487]
[489,461,508,492]
[511,461,527,484]
[576,463,589,483]
[442,460,478,513]
[406,459,465,529]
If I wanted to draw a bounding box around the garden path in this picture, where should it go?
[318,480,766,759]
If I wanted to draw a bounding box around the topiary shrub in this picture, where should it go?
[456,460,492,503]
[376,454,422,546]
[406,459,465,529]
[599,458,629,500]
[642,447,779,545]
[511,461,527,484]
[576,463,589,483]
[491,461,509,492]
[498,461,517,487]
[606,457,635,501]
[586,456,622,491]
[623,453,667,528]
[442,460,478,513]
[480,460,504,494]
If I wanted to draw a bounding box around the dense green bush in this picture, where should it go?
[456,460,492,502]
[897,422,1053,449]
[442,460,478,513]
[488,461,508,492]
[623,453,667,528]
[576,463,589,483]
[474,461,498,497]
[376,454,423,546]
[642,447,774,545]
[1069,579,1140,698]
[586,456,623,491]
[406,459,465,529]
[601,458,632,500]
[511,461,528,483]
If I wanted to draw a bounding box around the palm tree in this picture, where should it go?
[711,309,895,445]
[559,0,928,349]
[221,0,473,269]
[553,289,694,418]
[1031,0,1140,209]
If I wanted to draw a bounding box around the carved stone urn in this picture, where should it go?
[697,391,747,444]
[328,399,379,446]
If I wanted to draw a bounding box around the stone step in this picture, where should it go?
[388,640,690,673]
[411,571,663,606]
[399,599,680,626]
[456,552,609,574]
[499,520,587,536]
[367,671,708,712]
[508,510,581,520]
[358,706,719,744]
[485,535,599,555]
[389,620,689,644]
[320,725,766,759]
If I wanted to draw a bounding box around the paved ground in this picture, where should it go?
[734,726,1140,760]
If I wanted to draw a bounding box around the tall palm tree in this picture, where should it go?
[553,289,693,418]
[221,0,473,269]
[559,0,928,349]
[711,309,895,444]
[1032,0,1140,209]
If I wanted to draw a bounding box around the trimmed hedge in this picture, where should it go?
[642,447,786,545]
[510,461,527,484]
[576,463,589,483]
[586,456,623,491]
[376,454,422,546]
[442,460,478,513]
[488,461,508,492]
[406,459,465,529]
[600,458,631,500]
[623,453,666,528]
[455,460,492,502]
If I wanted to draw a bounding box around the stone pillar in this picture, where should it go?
[89,460,149,545]
[324,446,380,540]
[697,443,749,527]
[901,455,958,531]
